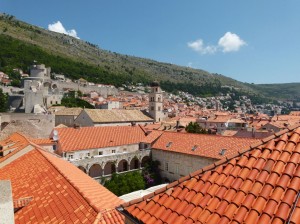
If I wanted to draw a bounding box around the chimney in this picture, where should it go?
[252,127,256,138]
[176,120,180,129]
[73,123,80,129]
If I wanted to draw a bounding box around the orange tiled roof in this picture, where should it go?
[56,126,146,152]
[142,130,164,144]
[0,133,124,223]
[30,138,54,145]
[143,123,163,131]
[207,115,233,123]
[221,130,238,137]
[152,132,260,159]
[0,132,29,163]
[96,208,124,224]
[290,111,300,116]
[118,125,300,224]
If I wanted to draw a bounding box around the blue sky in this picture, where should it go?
[1,0,300,84]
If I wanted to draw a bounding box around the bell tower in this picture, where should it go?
[149,81,164,122]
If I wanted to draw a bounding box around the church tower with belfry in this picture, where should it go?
[149,81,165,122]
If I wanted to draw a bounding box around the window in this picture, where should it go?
[68,154,73,159]
[87,153,90,157]
[98,151,103,155]
[151,106,154,111]
[112,150,116,154]
[219,149,227,156]
[123,148,127,153]
[192,145,198,151]
[165,162,169,171]
[158,106,161,111]
[166,142,172,148]
[175,164,179,174]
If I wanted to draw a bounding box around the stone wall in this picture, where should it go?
[152,149,218,182]
[0,113,54,140]
[55,115,77,127]
[53,81,118,97]
[24,91,45,113]
[0,113,54,123]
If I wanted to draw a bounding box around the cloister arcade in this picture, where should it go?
[73,150,151,182]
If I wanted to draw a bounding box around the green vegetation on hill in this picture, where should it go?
[0,34,243,97]
[60,97,95,109]
[0,35,150,87]
[1,14,299,100]
[245,83,300,101]
[0,15,249,90]
[0,88,9,112]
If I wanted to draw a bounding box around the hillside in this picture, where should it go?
[245,83,300,101]
[0,14,299,100]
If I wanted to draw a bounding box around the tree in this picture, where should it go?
[103,171,145,196]
[185,122,208,134]
[59,92,95,108]
[142,159,162,187]
[0,88,8,112]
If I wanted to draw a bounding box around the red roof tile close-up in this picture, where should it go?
[0,133,124,224]
[119,125,300,224]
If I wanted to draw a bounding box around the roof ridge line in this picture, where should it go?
[34,147,101,214]
[137,124,147,134]
[119,124,300,209]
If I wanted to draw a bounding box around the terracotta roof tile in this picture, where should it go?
[118,126,300,224]
[30,138,54,145]
[0,133,124,223]
[56,125,146,152]
[141,130,163,144]
[152,132,260,159]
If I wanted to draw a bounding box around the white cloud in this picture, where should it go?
[187,39,217,55]
[187,32,246,54]
[218,32,246,52]
[48,21,79,39]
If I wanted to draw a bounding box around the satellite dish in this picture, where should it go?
[53,135,59,141]
[53,130,59,141]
